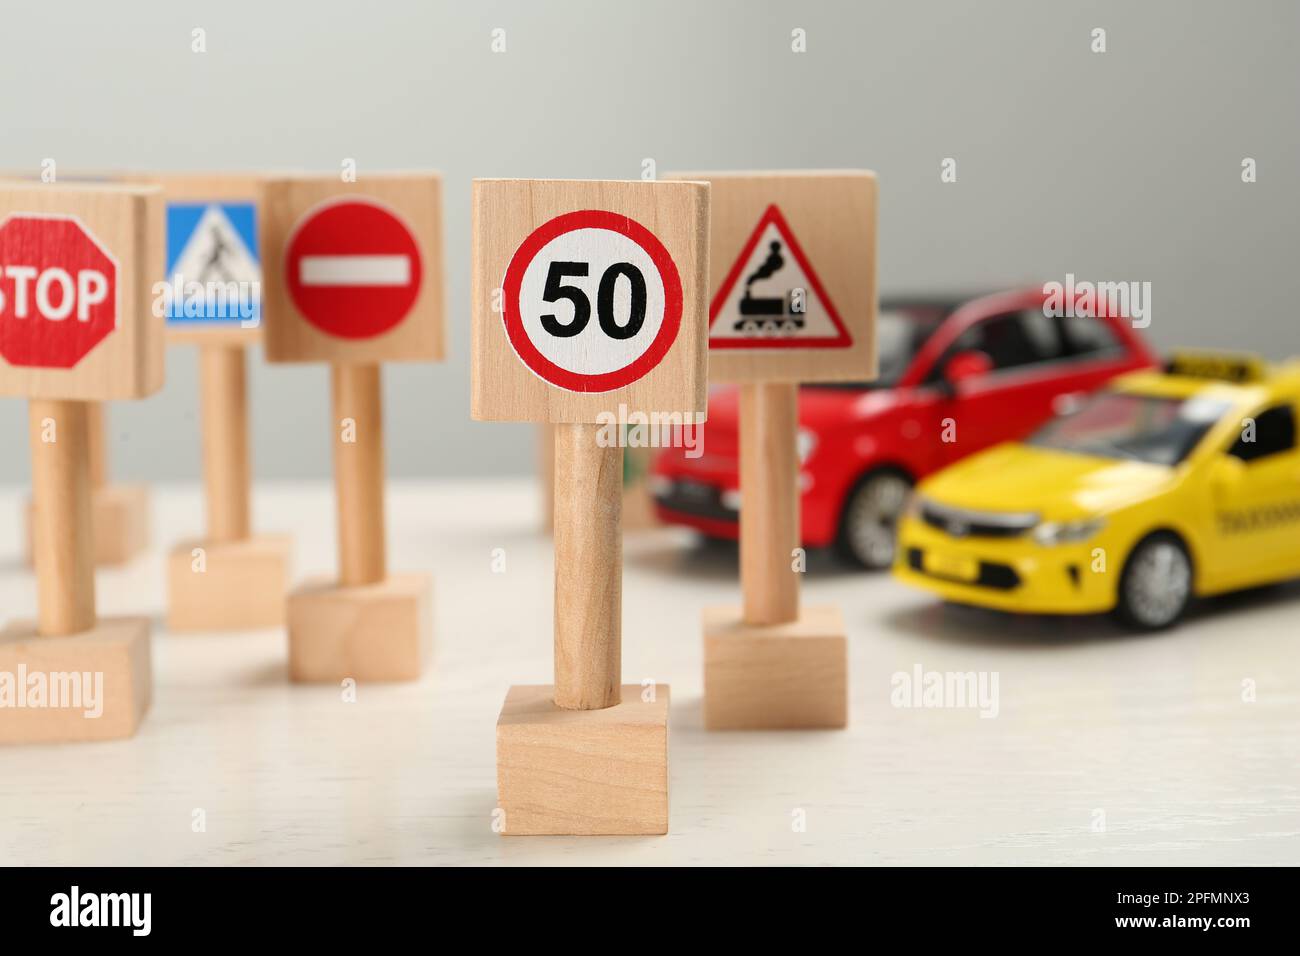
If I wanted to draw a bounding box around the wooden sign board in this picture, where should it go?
[666,171,876,384]
[152,173,265,346]
[0,182,164,401]
[260,173,445,364]
[471,179,709,423]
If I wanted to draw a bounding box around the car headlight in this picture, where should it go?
[1032,518,1105,546]
[796,428,817,464]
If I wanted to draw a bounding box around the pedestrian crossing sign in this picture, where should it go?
[164,202,261,326]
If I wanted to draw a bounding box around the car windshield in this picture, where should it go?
[804,307,944,390]
[1028,390,1230,466]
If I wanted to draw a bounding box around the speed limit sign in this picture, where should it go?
[502,210,682,393]
[472,179,708,422]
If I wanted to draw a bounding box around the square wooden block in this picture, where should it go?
[150,173,265,347]
[261,173,445,365]
[287,573,431,683]
[0,616,152,744]
[25,483,150,567]
[166,535,291,632]
[497,683,670,836]
[470,178,709,424]
[664,171,877,384]
[703,605,848,730]
[0,181,164,401]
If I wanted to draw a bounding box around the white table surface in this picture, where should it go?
[1,479,1297,866]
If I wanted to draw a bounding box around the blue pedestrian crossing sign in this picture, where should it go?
[164,202,261,327]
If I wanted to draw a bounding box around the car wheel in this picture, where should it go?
[836,470,912,570]
[1115,532,1193,630]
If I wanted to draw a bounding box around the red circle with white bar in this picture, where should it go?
[501,209,682,393]
[0,214,117,369]
[284,198,422,339]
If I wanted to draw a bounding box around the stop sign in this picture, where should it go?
[0,214,117,368]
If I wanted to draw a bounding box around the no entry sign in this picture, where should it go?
[501,210,682,393]
[0,214,117,368]
[285,198,422,340]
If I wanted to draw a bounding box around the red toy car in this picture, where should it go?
[651,288,1158,568]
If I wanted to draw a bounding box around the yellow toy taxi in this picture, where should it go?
[894,352,1300,629]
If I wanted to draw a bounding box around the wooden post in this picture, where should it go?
[539,423,556,532]
[739,382,800,626]
[86,402,108,490]
[553,423,622,710]
[199,345,251,542]
[331,362,387,587]
[28,400,96,637]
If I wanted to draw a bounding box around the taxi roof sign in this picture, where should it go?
[1167,351,1267,384]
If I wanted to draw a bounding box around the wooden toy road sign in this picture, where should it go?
[262,174,444,364]
[0,182,163,401]
[667,170,876,384]
[666,171,877,731]
[0,181,163,744]
[473,179,709,835]
[472,179,708,422]
[259,173,444,683]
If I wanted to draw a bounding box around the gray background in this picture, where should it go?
[1,0,1295,483]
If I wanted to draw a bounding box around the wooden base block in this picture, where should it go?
[703,605,848,730]
[166,535,291,632]
[496,684,670,835]
[287,573,431,683]
[25,483,150,567]
[0,616,152,744]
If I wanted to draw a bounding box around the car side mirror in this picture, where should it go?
[1211,454,1246,490]
[943,350,993,391]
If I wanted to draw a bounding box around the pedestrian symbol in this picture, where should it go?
[165,202,260,325]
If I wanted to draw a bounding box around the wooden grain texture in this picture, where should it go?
[553,424,622,710]
[0,616,151,744]
[539,422,660,533]
[287,573,432,683]
[0,182,164,401]
[739,382,801,625]
[332,363,387,587]
[24,483,150,567]
[166,535,290,632]
[703,605,848,730]
[261,173,444,364]
[665,170,876,384]
[200,345,251,541]
[497,683,669,835]
[471,179,709,423]
[28,400,95,636]
[539,424,555,531]
[144,173,265,346]
[88,484,150,566]
[86,402,107,488]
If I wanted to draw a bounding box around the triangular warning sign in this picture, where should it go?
[709,204,851,349]
[165,203,261,321]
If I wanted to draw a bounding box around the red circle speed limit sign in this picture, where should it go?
[501,210,683,393]
[285,198,423,340]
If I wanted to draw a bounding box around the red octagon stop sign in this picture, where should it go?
[0,214,117,368]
